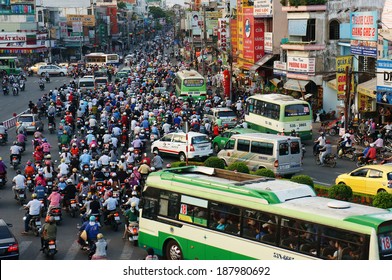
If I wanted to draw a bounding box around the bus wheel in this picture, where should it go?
[165,240,183,260]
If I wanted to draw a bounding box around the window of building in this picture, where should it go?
[329,20,340,40]
[303,19,316,42]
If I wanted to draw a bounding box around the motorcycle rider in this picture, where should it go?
[102,192,118,223]
[16,131,26,151]
[12,169,26,199]
[0,122,8,142]
[62,178,78,209]
[78,215,101,250]
[24,160,35,177]
[313,132,326,155]
[91,233,107,260]
[10,141,22,164]
[47,186,61,215]
[79,149,92,170]
[123,202,139,239]
[0,157,7,181]
[21,193,42,234]
[151,150,164,171]
[47,103,56,129]
[40,216,57,250]
[319,140,332,166]
[362,143,377,164]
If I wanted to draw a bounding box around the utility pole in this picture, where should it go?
[202,4,207,76]
[344,66,352,132]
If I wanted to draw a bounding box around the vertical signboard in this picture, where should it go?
[230,19,238,63]
[350,11,378,57]
[243,7,254,62]
[264,31,272,53]
[254,19,264,61]
[218,18,229,52]
[336,55,354,100]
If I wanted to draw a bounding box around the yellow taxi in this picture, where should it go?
[335,165,392,195]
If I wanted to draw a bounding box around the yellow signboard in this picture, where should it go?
[336,56,354,100]
[206,11,222,18]
[66,15,96,27]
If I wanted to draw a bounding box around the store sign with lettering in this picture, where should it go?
[287,57,315,73]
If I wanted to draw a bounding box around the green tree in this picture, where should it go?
[117,1,126,9]
[149,6,166,19]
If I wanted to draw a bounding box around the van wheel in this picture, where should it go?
[59,72,65,76]
[213,143,220,154]
[179,153,186,162]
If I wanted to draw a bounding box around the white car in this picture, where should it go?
[151,132,213,162]
[37,65,67,76]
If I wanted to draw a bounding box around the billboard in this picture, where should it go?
[254,0,273,17]
[67,15,95,27]
[350,11,378,57]
[336,55,354,99]
[287,57,315,73]
[377,60,392,92]
[218,18,229,52]
[350,11,378,41]
[243,7,254,62]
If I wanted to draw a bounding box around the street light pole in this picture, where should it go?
[202,4,207,76]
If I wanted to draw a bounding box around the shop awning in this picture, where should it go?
[357,78,377,98]
[249,54,275,72]
[283,79,309,92]
[270,78,282,87]
[327,79,337,90]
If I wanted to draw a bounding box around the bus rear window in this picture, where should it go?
[285,104,310,117]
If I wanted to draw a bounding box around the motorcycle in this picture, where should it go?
[55,105,62,117]
[39,198,47,217]
[337,145,356,160]
[105,210,121,232]
[23,214,41,236]
[0,133,6,145]
[2,85,8,95]
[46,179,54,194]
[42,239,57,259]
[45,76,50,83]
[26,176,35,192]
[69,198,78,218]
[11,155,20,170]
[82,164,90,177]
[17,141,25,153]
[127,223,139,246]
[48,207,62,225]
[0,174,6,188]
[315,153,337,168]
[19,80,25,91]
[12,85,19,96]
[39,82,45,91]
[48,123,55,134]
[16,188,26,205]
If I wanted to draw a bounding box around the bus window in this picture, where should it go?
[159,191,179,219]
[237,139,250,152]
[209,202,240,233]
[284,104,310,117]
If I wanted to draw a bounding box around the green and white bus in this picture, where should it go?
[0,56,21,75]
[245,94,312,140]
[139,166,392,260]
[175,69,207,100]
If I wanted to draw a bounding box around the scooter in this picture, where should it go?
[3,85,8,95]
[48,123,55,134]
[105,210,121,232]
[19,80,25,91]
[26,175,35,192]
[23,213,41,236]
[16,188,26,205]
[315,153,337,168]
[12,85,19,96]
[48,207,62,225]
[0,174,6,188]
[11,155,20,170]
[39,82,45,91]
[0,134,6,145]
[69,198,78,218]
[42,239,57,259]
[45,76,50,83]
[127,223,139,246]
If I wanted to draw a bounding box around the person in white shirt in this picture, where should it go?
[57,159,69,177]
[102,192,118,222]
[21,193,43,234]
[162,122,171,135]
[123,191,140,210]
[12,170,26,198]
[98,153,110,167]
[10,141,23,163]
[102,131,112,143]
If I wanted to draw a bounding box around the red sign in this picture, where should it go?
[107,7,119,35]
[254,20,265,61]
[243,8,254,62]
[230,19,238,62]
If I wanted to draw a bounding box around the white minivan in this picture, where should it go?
[217,133,303,176]
[78,77,95,93]
[151,132,213,162]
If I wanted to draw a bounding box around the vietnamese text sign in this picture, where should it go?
[350,11,378,41]
[67,14,95,27]
[254,0,273,17]
[336,55,354,99]
[287,57,315,73]
[264,32,272,53]
[377,60,392,92]
[350,40,377,57]
[273,61,286,76]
